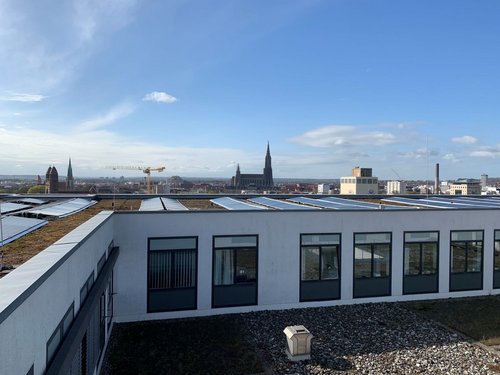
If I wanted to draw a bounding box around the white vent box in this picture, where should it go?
[283,325,313,361]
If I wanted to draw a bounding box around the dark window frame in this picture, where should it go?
[300,233,341,282]
[353,232,392,280]
[299,233,341,302]
[449,230,484,275]
[97,253,106,275]
[147,236,198,313]
[46,303,74,367]
[494,230,500,272]
[106,271,114,331]
[403,231,440,276]
[212,234,259,308]
[79,271,95,306]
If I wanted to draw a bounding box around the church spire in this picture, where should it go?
[67,158,73,179]
[66,158,74,190]
[263,142,273,187]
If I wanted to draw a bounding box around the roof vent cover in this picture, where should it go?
[283,325,313,361]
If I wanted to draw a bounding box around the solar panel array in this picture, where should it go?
[0,216,48,246]
[382,196,500,209]
[161,198,189,211]
[325,196,412,210]
[288,197,368,210]
[0,202,30,214]
[139,197,165,211]
[248,197,319,210]
[13,198,47,205]
[211,197,268,210]
[28,198,97,218]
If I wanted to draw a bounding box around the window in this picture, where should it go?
[147,237,198,312]
[99,293,106,356]
[403,231,439,295]
[46,303,74,366]
[301,234,340,281]
[494,231,500,289]
[353,233,391,298]
[354,233,391,278]
[300,234,341,302]
[495,231,500,271]
[106,273,113,330]
[213,236,257,286]
[97,253,106,275]
[404,232,438,276]
[450,230,483,291]
[212,235,258,308]
[450,231,482,273]
[80,271,94,305]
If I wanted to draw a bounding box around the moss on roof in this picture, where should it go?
[0,199,141,272]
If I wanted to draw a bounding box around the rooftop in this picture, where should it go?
[102,299,500,375]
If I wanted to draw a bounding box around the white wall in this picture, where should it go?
[0,211,114,375]
[112,209,500,323]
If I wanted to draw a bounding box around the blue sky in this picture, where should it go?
[1,0,500,180]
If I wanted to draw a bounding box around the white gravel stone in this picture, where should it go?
[241,303,500,374]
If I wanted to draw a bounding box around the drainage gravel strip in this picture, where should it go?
[242,303,500,374]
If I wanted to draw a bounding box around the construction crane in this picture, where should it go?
[107,166,166,194]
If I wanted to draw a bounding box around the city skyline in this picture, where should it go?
[1,1,500,179]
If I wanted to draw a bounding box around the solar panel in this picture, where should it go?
[0,202,30,214]
[211,197,268,210]
[161,198,189,211]
[458,196,500,203]
[28,198,97,217]
[381,197,455,209]
[321,197,381,208]
[0,216,48,246]
[421,198,488,209]
[381,197,421,205]
[140,197,165,211]
[288,197,367,210]
[248,197,319,210]
[12,198,47,205]
[451,197,500,207]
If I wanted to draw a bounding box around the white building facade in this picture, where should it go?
[386,181,407,195]
[340,167,379,195]
[3,206,500,374]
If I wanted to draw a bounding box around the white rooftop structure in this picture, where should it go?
[3,195,500,374]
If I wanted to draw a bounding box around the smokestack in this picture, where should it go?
[435,163,440,195]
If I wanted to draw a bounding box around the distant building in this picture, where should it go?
[340,167,379,195]
[66,158,74,190]
[45,166,59,193]
[480,174,488,191]
[231,143,274,189]
[317,183,333,194]
[387,181,407,195]
[450,179,481,195]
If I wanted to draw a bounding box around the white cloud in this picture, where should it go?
[0,0,137,94]
[451,135,478,144]
[74,0,137,43]
[143,91,178,104]
[77,102,135,130]
[0,92,45,102]
[470,146,500,158]
[399,147,439,159]
[443,153,460,163]
[0,125,246,176]
[290,125,397,148]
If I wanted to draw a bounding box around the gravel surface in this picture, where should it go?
[242,303,500,374]
[103,302,500,374]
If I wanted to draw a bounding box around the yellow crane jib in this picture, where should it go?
[106,165,166,194]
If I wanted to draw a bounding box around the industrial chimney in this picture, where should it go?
[435,163,440,195]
